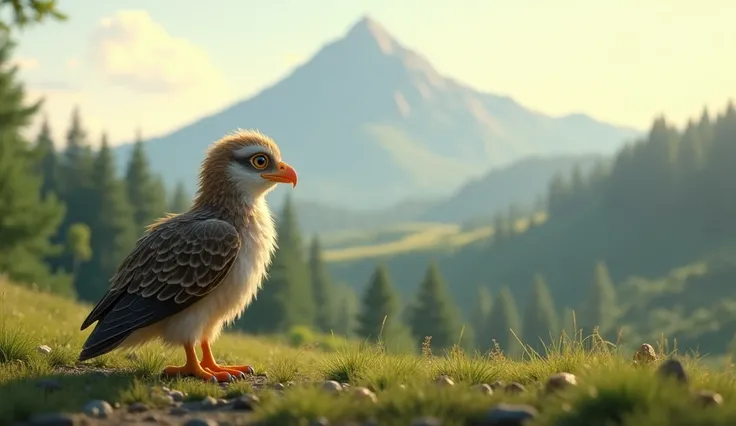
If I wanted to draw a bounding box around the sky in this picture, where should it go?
[7,0,736,147]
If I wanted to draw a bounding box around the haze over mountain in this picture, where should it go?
[114,16,639,211]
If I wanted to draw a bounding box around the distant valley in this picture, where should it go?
[114,16,639,215]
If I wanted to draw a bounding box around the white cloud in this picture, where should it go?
[65,57,78,70]
[89,10,225,93]
[11,57,39,70]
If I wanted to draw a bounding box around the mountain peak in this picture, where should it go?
[344,15,397,54]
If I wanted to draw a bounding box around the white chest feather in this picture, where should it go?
[153,199,277,344]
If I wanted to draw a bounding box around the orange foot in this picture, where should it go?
[200,339,255,380]
[162,343,233,383]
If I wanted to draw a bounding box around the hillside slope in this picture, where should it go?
[113,16,638,211]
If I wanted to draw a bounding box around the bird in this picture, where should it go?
[78,129,298,383]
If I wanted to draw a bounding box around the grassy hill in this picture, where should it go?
[3,278,736,425]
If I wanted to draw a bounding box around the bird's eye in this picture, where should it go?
[249,154,269,170]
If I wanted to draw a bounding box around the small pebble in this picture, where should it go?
[322,380,343,393]
[37,345,52,355]
[545,372,577,393]
[233,394,260,411]
[633,343,657,364]
[434,375,455,387]
[505,382,527,393]
[169,390,185,402]
[341,382,350,389]
[142,414,160,422]
[410,417,442,426]
[490,381,505,390]
[310,417,330,426]
[169,407,190,416]
[161,386,171,393]
[83,400,114,419]
[657,358,688,384]
[217,398,229,406]
[484,403,538,425]
[184,418,218,426]
[127,402,149,413]
[200,396,218,409]
[272,382,286,391]
[353,387,378,403]
[287,381,295,387]
[694,390,723,406]
[29,413,74,426]
[471,383,494,395]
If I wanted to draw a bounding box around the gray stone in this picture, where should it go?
[657,358,688,384]
[184,418,218,426]
[200,395,218,409]
[36,345,52,355]
[82,400,114,418]
[484,403,538,425]
[633,343,657,364]
[410,416,442,426]
[489,381,505,390]
[544,372,577,393]
[169,390,185,402]
[353,387,378,403]
[471,383,494,395]
[694,389,724,406]
[233,394,260,411]
[272,382,286,390]
[169,406,190,416]
[127,402,149,413]
[504,382,527,393]
[434,375,455,387]
[29,413,74,426]
[322,380,343,393]
[310,417,330,426]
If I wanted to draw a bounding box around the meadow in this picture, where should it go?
[2,278,736,426]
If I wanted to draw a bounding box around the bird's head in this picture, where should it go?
[195,130,298,207]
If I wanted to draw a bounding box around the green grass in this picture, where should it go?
[2,278,736,425]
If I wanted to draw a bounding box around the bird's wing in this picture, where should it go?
[79,217,241,360]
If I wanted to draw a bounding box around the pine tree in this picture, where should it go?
[407,261,462,351]
[32,115,59,198]
[169,181,191,213]
[125,130,167,232]
[239,194,314,333]
[580,261,618,336]
[75,133,137,301]
[521,274,560,350]
[357,264,403,342]
[486,287,522,357]
[471,286,494,353]
[333,284,359,337]
[308,236,336,333]
[0,37,68,292]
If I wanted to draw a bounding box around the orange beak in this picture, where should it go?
[261,161,298,187]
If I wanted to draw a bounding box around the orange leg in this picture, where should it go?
[199,339,254,379]
[163,343,232,383]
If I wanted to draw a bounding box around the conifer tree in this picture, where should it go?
[407,261,462,351]
[75,133,137,301]
[486,287,522,356]
[169,181,191,213]
[471,286,494,353]
[33,115,59,198]
[308,236,336,333]
[333,284,358,337]
[0,38,67,291]
[125,130,167,232]
[357,264,403,342]
[521,274,560,350]
[580,261,618,336]
[239,194,314,333]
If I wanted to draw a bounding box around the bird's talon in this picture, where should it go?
[209,376,217,384]
[238,372,246,380]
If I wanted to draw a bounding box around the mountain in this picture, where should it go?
[114,15,639,211]
[295,153,603,234]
